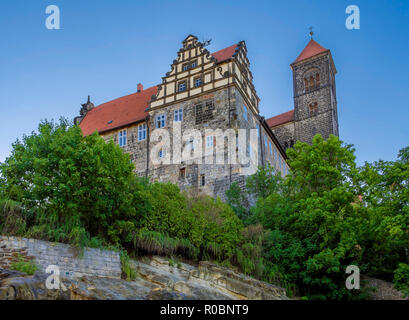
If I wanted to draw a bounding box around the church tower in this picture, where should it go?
[291,36,339,144]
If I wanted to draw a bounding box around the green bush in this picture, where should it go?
[393,263,409,297]
[10,254,38,275]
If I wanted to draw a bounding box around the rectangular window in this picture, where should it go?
[159,149,165,159]
[269,142,273,155]
[194,77,202,87]
[200,174,205,187]
[206,135,214,147]
[247,142,252,156]
[256,124,260,137]
[174,108,183,122]
[179,167,186,178]
[243,105,248,121]
[264,135,268,151]
[191,60,197,68]
[155,114,166,128]
[178,81,187,92]
[119,130,127,147]
[182,63,189,71]
[138,124,146,141]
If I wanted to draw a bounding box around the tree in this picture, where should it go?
[0,119,137,245]
[251,135,367,299]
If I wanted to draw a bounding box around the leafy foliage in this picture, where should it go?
[232,134,409,299]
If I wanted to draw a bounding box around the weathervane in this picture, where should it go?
[202,38,212,47]
[309,26,314,39]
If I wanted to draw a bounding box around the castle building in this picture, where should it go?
[76,35,338,200]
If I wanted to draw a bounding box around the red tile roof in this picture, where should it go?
[79,44,238,136]
[266,110,294,128]
[211,44,238,63]
[293,39,328,64]
[79,85,157,136]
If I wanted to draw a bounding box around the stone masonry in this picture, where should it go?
[0,236,121,279]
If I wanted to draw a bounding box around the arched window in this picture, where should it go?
[304,78,309,92]
[309,76,315,90]
[309,102,318,116]
[315,73,320,87]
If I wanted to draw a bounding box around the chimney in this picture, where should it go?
[137,83,143,93]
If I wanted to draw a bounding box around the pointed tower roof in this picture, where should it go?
[292,39,329,64]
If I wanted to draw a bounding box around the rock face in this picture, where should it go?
[0,256,289,300]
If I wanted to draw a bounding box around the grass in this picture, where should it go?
[10,254,38,275]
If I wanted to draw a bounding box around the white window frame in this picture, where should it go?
[118,129,127,147]
[138,123,146,141]
[206,135,214,147]
[178,81,187,92]
[159,149,166,159]
[155,114,166,128]
[194,77,202,87]
[174,108,183,122]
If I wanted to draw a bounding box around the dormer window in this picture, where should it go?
[178,80,187,92]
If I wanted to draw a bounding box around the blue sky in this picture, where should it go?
[0,0,408,165]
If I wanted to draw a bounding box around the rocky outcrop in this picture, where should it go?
[362,275,408,300]
[0,256,289,300]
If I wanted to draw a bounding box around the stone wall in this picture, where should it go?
[0,236,121,279]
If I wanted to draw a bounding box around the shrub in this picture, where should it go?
[393,263,409,297]
[10,254,38,275]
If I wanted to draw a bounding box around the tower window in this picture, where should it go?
[309,76,315,90]
[316,73,320,87]
[309,102,318,116]
[304,78,309,92]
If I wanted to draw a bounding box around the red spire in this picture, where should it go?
[293,39,328,64]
